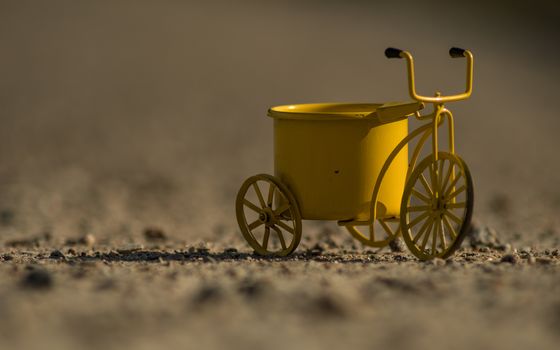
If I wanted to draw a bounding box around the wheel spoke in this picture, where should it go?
[432,217,440,254]
[444,209,462,225]
[253,183,266,208]
[273,226,287,250]
[248,219,263,231]
[419,174,433,196]
[407,205,432,212]
[443,170,463,197]
[413,216,433,243]
[412,189,431,204]
[409,211,431,229]
[438,218,447,250]
[442,215,457,240]
[379,219,395,237]
[262,227,270,249]
[267,182,276,207]
[445,185,466,201]
[243,199,262,213]
[276,220,294,235]
[419,219,433,252]
[445,202,466,209]
[276,190,288,203]
[274,202,290,216]
[441,161,454,195]
[429,163,438,196]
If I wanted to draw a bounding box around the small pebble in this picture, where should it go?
[71,268,88,279]
[389,238,406,253]
[96,278,117,290]
[143,227,167,242]
[310,294,346,318]
[496,243,512,253]
[279,264,292,275]
[2,254,13,261]
[500,254,519,264]
[196,247,210,254]
[192,284,222,305]
[49,250,65,260]
[21,269,53,290]
[238,278,268,298]
[79,234,96,247]
[310,248,322,256]
[311,243,325,253]
[467,220,501,248]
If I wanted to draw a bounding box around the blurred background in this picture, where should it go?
[0,0,559,247]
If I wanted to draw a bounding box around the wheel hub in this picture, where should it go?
[431,197,446,217]
[259,208,275,226]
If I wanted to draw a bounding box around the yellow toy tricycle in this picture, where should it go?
[236,47,474,260]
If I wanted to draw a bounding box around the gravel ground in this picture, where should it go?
[0,230,559,350]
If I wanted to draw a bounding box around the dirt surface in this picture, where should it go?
[1,238,560,350]
[1,1,560,349]
[1,224,559,350]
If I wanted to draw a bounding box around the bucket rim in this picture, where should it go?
[267,102,382,121]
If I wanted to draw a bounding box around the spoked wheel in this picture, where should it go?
[344,217,400,248]
[400,152,473,260]
[236,174,302,256]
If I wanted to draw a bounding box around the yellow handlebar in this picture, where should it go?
[385,47,474,104]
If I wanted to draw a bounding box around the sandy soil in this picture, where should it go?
[1,235,559,350]
[1,1,559,349]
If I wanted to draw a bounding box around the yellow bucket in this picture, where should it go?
[268,103,408,221]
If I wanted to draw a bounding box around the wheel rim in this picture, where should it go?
[400,152,473,260]
[236,174,302,256]
[345,218,399,248]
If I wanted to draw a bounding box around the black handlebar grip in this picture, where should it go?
[385,47,403,59]
[449,47,466,58]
